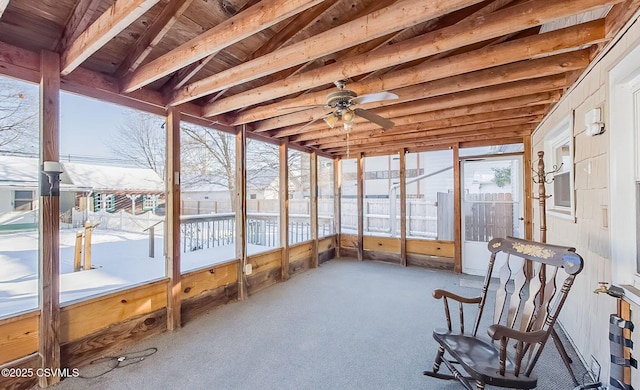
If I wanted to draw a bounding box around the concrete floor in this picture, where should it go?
[51,259,591,390]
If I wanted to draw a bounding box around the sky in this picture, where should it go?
[3,76,140,162]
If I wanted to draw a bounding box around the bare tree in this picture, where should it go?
[0,78,37,150]
[108,111,166,176]
[181,124,236,206]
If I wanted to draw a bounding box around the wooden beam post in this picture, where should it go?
[310,151,319,268]
[39,49,61,388]
[357,152,364,261]
[236,126,248,300]
[165,107,181,331]
[280,140,290,280]
[453,144,462,274]
[523,135,533,240]
[399,149,407,267]
[334,157,342,258]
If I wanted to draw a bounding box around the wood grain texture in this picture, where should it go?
[0,353,39,390]
[0,312,39,365]
[236,126,248,300]
[318,248,335,264]
[406,239,455,258]
[357,153,364,261]
[289,257,310,276]
[184,0,484,107]
[363,250,401,264]
[181,284,238,325]
[400,149,407,267]
[453,144,462,273]
[166,107,181,331]
[318,236,336,253]
[248,248,282,272]
[280,141,290,280]
[59,279,167,343]
[289,241,313,262]
[39,49,61,387]
[363,236,401,253]
[246,267,281,295]
[61,309,167,369]
[310,151,319,268]
[180,262,239,301]
[61,0,161,75]
[124,0,324,91]
[407,254,455,270]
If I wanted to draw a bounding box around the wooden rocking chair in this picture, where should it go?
[423,236,584,390]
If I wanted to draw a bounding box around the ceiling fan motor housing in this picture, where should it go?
[326,89,357,111]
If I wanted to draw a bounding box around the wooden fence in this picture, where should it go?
[463,193,515,242]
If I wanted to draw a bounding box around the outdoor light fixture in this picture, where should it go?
[585,108,605,136]
[42,161,63,196]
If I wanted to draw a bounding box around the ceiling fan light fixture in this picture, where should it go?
[343,120,353,132]
[342,109,355,123]
[324,114,338,128]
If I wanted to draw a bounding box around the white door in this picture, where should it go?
[462,156,524,276]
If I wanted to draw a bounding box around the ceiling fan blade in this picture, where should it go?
[353,108,394,130]
[297,112,334,131]
[350,91,398,105]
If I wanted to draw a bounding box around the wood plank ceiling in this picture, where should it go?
[0,0,638,158]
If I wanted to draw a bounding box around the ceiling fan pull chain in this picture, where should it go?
[347,131,350,159]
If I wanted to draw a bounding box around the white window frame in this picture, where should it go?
[13,190,34,211]
[544,115,575,220]
[610,41,640,305]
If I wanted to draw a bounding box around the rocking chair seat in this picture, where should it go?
[433,328,538,389]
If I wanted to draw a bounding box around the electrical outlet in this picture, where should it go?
[590,355,601,381]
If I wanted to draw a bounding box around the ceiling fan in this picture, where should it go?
[285,80,399,133]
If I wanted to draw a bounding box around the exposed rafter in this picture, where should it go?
[61,0,161,75]
[122,0,325,92]
[171,0,487,106]
[55,0,102,53]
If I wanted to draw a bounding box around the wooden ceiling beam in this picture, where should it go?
[316,119,539,150]
[326,126,533,155]
[606,0,640,38]
[160,0,262,93]
[273,92,558,139]
[230,18,606,124]
[300,106,548,145]
[115,0,195,77]
[173,0,486,105]
[122,0,325,92]
[55,0,102,52]
[61,0,161,75]
[252,49,581,134]
[268,49,588,135]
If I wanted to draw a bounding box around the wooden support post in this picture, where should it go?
[334,157,341,258]
[524,135,533,241]
[399,149,407,267]
[619,299,632,385]
[310,151,319,268]
[357,152,364,261]
[165,107,181,331]
[83,221,92,271]
[235,126,248,300]
[74,232,82,272]
[280,140,290,280]
[38,49,61,388]
[453,144,462,274]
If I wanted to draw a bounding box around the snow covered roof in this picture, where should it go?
[0,155,39,185]
[62,162,164,192]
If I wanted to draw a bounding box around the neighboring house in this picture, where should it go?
[0,156,88,231]
[61,162,164,214]
[0,156,165,231]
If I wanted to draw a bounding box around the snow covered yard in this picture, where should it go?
[0,228,246,318]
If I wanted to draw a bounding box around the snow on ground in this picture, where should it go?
[0,229,277,318]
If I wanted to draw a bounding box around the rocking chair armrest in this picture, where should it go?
[433,289,482,304]
[487,324,547,344]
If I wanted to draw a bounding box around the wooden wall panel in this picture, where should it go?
[247,248,282,272]
[59,279,168,343]
[0,312,39,365]
[180,261,239,300]
[363,236,401,253]
[340,234,358,249]
[181,284,238,324]
[0,354,39,390]
[61,308,166,369]
[406,239,455,258]
[318,235,336,253]
[289,242,313,262]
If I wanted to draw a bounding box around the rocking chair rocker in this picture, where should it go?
[423,236,584,390]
